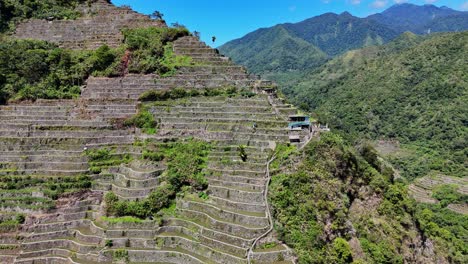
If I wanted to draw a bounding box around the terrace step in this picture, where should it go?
[156,236,246,264]
[177,209,267,240]
[208,185,264,204]
[179,200,268,228]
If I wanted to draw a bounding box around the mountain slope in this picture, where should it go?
[283,12,398,56]
[285,32,468,179]
[270,133,467,263]
[219,25,327,74]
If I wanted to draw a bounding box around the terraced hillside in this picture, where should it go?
[0,3,315,261]
[409,174,468,215]
[14,0,166,50]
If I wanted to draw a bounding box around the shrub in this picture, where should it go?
[146,184,176,213]
[238,145,248,162]
[331,238,353,264]
[124,108,157,134]
[198,191,209,200]
[86,148,112,162]
[113,249,128,262]
[139,90,169,101]
[105,239,113,247]
[432,184,464,207]
[15,214,26,224]
[142,151,164,162]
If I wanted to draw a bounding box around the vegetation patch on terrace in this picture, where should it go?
[122,104,158,135]
[0,213,25,233]
[138,85,255,102]
[85,147,133,174]
[104,139,211,220]
[0,175,92,200]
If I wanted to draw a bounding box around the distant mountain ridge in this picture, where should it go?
[219,3,468,76]
[368,3,468,34]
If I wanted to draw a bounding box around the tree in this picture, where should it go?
[171,22,185,28]
[150,10,164,20]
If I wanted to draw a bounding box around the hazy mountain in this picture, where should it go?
[368,3,468,34]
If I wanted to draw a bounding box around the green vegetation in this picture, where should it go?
[269,133,403,263]
[0,41,114,103]
[0,213,25,233]
[139,86,239,102]
[85,148,132,174]
[123,105,157,134]
[284,32,467,179]
[0,27,189,104]
[270,133,467,263]
[104,140,211,219]
[122,27,190,74]
[105,239,113,247]
[0,175,92,200]
[270,143,297,170]
[113,249,129,262]
[220,25,328,74]
[220,4,467,89]
[414,204,467,263]
[432,185,467,208]
[101,216,143,224]
[238,145,248,162]
[259,242,278,250]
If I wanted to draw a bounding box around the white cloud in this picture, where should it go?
[393,0,408,4]
[350,0,361,5]
[289,5,297,12]
[371,0,388,9]
[425,0,438,4]
[461,1,468,11]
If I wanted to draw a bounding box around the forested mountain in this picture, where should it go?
[218,24,328,73]
[282,12,398,56]
[283,31,467,180]
[220,11,397,74]
[219,3,468,80]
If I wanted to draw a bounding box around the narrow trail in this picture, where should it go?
[247,155,276,264]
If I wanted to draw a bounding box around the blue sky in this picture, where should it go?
[111,0,467,46]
